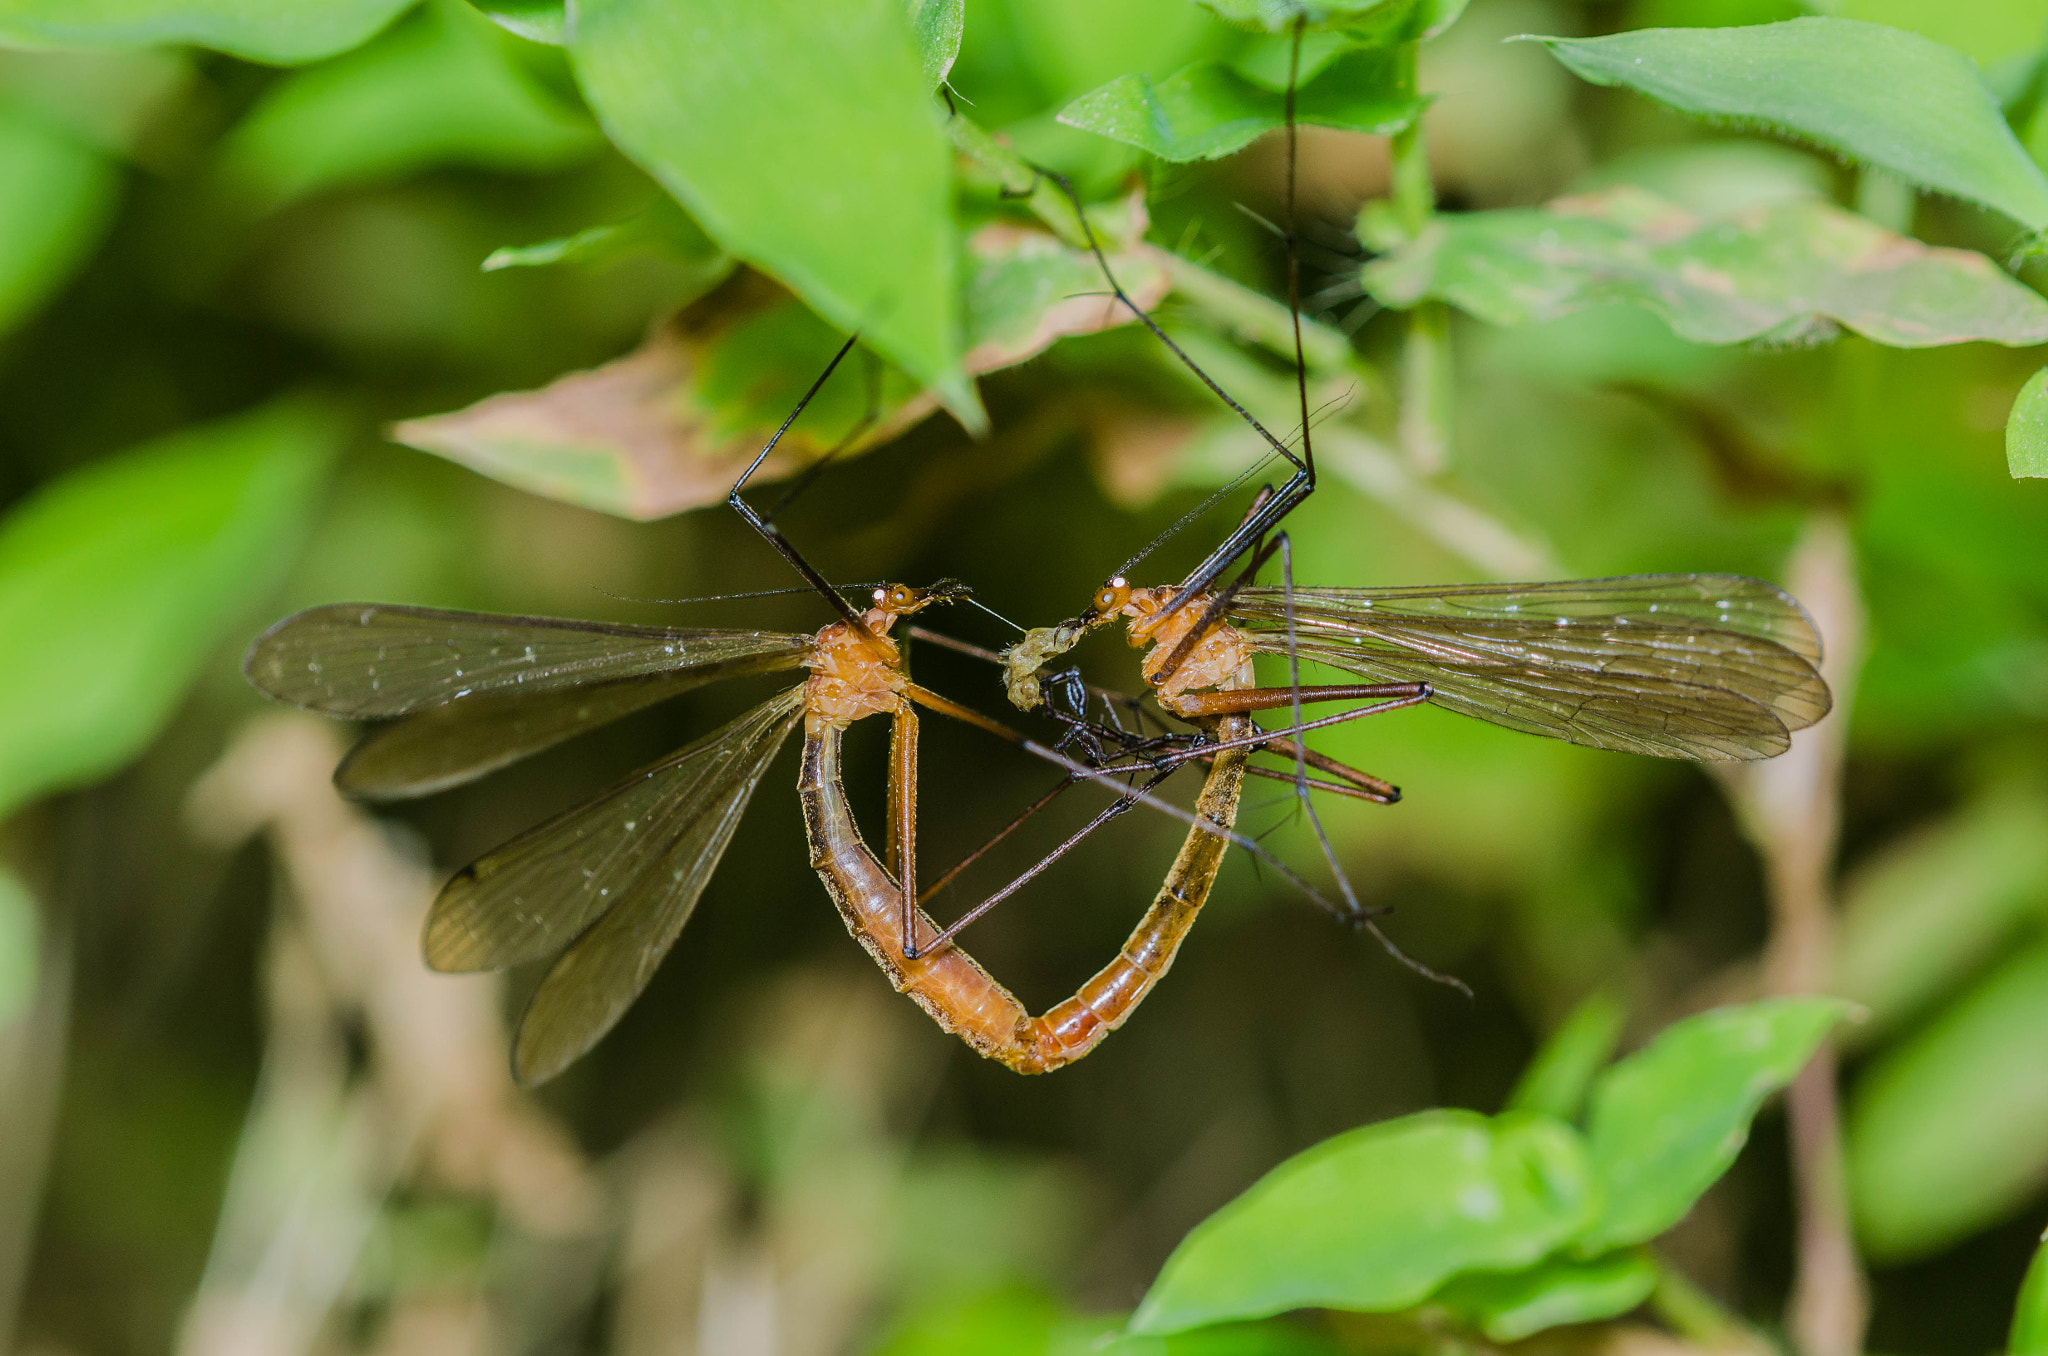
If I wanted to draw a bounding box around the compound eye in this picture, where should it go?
[1093,578,1130,616]
[889,584,916,609]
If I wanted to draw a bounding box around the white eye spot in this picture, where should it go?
[1111,576,1127,588]
[873,588,887,603]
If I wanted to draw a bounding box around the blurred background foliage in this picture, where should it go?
[0,0,2046,1353]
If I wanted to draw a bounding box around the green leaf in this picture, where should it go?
[0,867,37,1027]
[570,0,981,431]
[2016,1232,2048,1356]
[1058,47,1420,162]
[0,103,116,336]
[465,0,562,45]
[0,399,340,819]
[1129,1109,1597,1334]
[1523,19,2048,230]
[1427,1249,1659,1341]
[2010,367,2048,478]
[906,0,963,89]
[217,0,596,211]
[397,222,1170,518]
[480,197,726,275]
[875,1290,1061,1356]
[1191,0,1440,36]
[1505,990,1626,1123]
[0,0,414,64]
[1576,997,1850,1254]
[1846,940,2048,1261]
[1364,185,2048,347]
[1834,780,2048,1040]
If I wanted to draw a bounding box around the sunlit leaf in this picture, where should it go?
[1129,1110,1597,1334]
[465,0,562,45]
[1058,47,1420,162]
[217,0,596,211]
[1834,779,2048,1040]
[1505,990,1625,1122]
[0,399,340,819]
[570,0,981,430]
[1191,0,1455,38]
[1524,19,2048,230]
[480,197,727,275]
[2010,367,2048,478]
[1575,997,1850,1254]
[0,103,116,336]
[1427,1249,1658,1341]
[0,0,414,64]
[906,0,963,89]
[395,222,1171,519]
[2016,1233,2048,1355]
[1365,186,2048,347]
[1846,941,2048,1261]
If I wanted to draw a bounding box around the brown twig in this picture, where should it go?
[1713,511,1868,1356]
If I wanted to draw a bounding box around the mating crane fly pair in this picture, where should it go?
[242,74,1831,1085]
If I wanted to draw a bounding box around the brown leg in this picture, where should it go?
[1171,681,1428,718]
[888,701,923,958]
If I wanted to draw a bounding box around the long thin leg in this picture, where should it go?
[918,775,1076,905]
[1172,681,1429,718]
[888,700,920,956]
[726,333,874,635]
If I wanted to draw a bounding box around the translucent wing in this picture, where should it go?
[420,686,804,1085]
[245,602,812,717]
[336,673,727,801]
[1230,574,1830,761]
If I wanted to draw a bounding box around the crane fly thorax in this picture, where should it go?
[804,611,906,731]
[1125,587,1253,704]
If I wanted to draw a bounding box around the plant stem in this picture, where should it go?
[1716,512,1868,1356]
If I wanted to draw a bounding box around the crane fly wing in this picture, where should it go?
[417,686,805,1084]
[424,684,802,972]
[244,602,812,717]
[507,687,805,1085]
[337,672,758,801]
[1232,574,1830,761]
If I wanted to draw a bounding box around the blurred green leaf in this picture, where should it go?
[2017,1232,2048,1355]
[2011,367,2048,478]
[0,0,414,64]
[0,103,117,336]
[0,47,189,154]
[1834,779,2048,1041]
[1505,990,1625,1122]
[465,0,562,45]
[1427,1249,1659,1341]
[1575,998,1850,1254]
[1057,47,1419,162]
[0,867,36,1027]
[217,0,596,211]
[570,0,982,430]
[1192,0,1462,38]
[1847,940,2048,1260]
[876,1288,1065,1356]
[1367,186,2048,347]
[396,222,1170,519]
[1524,19,2048,230]
[480,196,726,275]
[1129,1110,1597,1334]
[0,398,340,818]
[907,0,964,88]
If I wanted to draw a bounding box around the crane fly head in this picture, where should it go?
[1087,577,1132,624]
[871,578,970,619]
